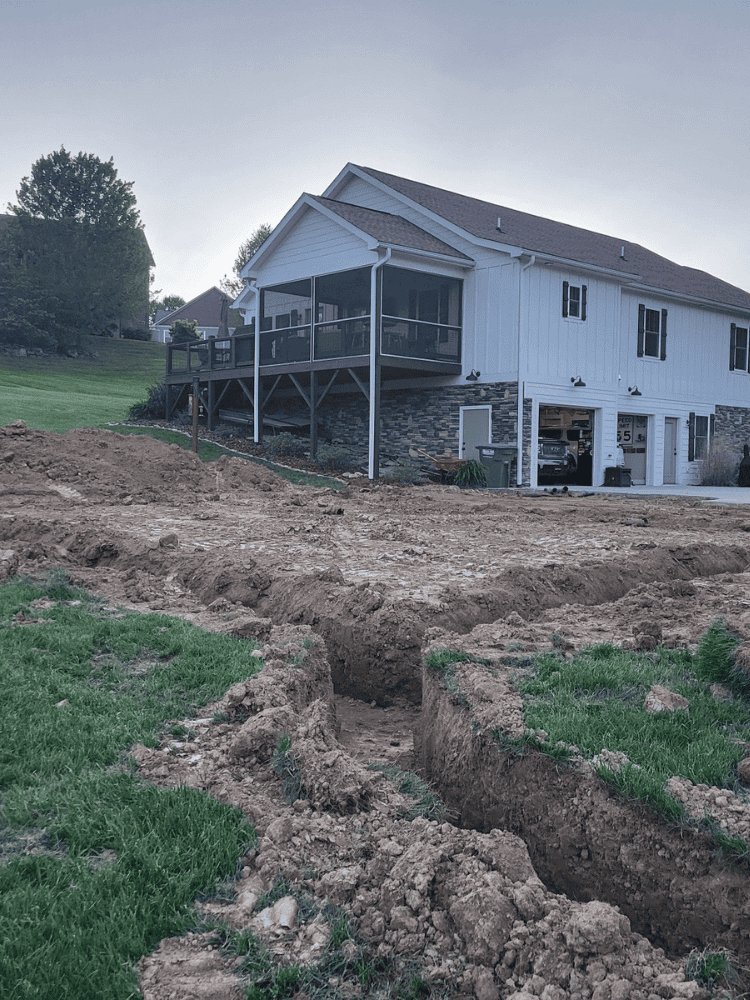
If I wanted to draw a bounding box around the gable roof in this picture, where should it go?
[348,165,750,312]
[157,286,231,328]
[308,195,473,262]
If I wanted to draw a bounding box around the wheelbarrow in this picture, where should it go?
[417,449,467,483]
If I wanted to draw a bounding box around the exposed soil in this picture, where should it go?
[3,420,750,999]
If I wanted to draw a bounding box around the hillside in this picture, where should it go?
[0,335,166,431]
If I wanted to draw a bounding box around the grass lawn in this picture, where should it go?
[0,571,261,999]
[426,626,750,855]
[0,336,166,431]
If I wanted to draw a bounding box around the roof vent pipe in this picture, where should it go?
[620,245,626,259]
[496,216,502,231]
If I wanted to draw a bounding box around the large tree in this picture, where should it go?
[220,223,272,299]
[1,148,152,346]
[10,147,141,229]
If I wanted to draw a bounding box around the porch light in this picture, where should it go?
[570,375,586,387]
[628,385,642,396]
[466,369,481,381]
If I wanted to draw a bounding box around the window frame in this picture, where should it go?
[637,303,667,361]
[688,412,714,462]
[562,281,587,321]
[730,322,749,373]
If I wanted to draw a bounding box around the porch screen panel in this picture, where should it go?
[314,267,371,360]
[260,279,312,364]
[381,266,462,362]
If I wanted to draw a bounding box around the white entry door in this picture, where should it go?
[460,406,491,461]
[664,417,678,484]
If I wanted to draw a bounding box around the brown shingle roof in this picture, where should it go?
[310,195,472,262]
[353,166,750,311]
[158,287,230,327]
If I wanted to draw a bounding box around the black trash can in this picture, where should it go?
[604,467,631,487]
[475,444,516,488]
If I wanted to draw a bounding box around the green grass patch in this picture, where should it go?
[0,336,166,431]
[516,638,750,827]
[0,571,262,998]
[113,424,347,489]
[369,764,447,822]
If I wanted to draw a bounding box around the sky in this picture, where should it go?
[2,0,750,304]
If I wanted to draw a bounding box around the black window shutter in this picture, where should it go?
[688,412,696,462]
[637,304,645,357]
[581,285,587,321]
[660,308,667,361]
[730,323,736,371]
[710,413,715,449]
[562,281,568,318]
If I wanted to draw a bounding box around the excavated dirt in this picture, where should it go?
[3,420,750,999]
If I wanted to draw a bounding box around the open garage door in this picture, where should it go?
[538,406,594,485]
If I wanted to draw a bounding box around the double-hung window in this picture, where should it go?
[637,304,667,360]
[562,281,587,320]
[730,323,749,372]
[688,412,714,462]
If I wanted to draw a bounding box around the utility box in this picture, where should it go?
[604,467,631,487]
[475,444,516,488]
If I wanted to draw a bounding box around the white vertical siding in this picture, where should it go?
[255,207,375,287]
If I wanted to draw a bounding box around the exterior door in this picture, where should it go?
[664,417,678,484]
[460,406,491,460]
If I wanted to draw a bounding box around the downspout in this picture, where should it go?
[516,255,535,485]
[247,280,260,443]
[369,248,391,480]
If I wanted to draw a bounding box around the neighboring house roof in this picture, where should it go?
[158,286,232,328]
[307,195,473,262]
[348,165,750,312]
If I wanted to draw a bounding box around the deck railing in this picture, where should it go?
[380,317,461,363]
[167,318,461,372]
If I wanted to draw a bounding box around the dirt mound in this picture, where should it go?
[0,422,286,503]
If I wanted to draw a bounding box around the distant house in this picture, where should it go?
[153,287,237,343]
[165,164,750,486]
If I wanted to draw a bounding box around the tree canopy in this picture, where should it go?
[220,223,272,299]
[149,293,186,323]
[1,149,151,348]
[9,147,142,229]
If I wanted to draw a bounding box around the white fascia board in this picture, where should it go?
[241,192,377,280]
[530,251,642,282]
[622,281,750,317]
[327,164,522,257]
[383,245,475,269]
[232,283,256,310]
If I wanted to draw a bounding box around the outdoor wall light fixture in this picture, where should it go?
[466,369,481,381]
[570,375,586,387]
[628,385,642,396]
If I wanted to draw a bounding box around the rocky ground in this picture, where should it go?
[2,420,750,999]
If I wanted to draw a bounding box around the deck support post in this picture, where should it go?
[310,370,318,459]
[191,376,199,453]
[207,378,216,431]
[368,258,384,479]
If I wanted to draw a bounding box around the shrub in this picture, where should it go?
[387,460,423,485]
[264,431,307,457]
[315,442,354,472]
[454,459,487,489]
[128,381,167,420]
[169,319,200,344]
[701,439,740,486]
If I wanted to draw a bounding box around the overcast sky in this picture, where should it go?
[2,0,749,304]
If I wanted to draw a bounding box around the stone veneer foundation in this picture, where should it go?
[316,380,531,482]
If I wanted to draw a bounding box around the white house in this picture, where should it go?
[166,164,750,487]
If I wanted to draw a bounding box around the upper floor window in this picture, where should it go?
[637,304,667,360]
[730,323,749,372]
[562,281,586,320]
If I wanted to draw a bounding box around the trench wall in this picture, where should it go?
[417,662,750,961]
